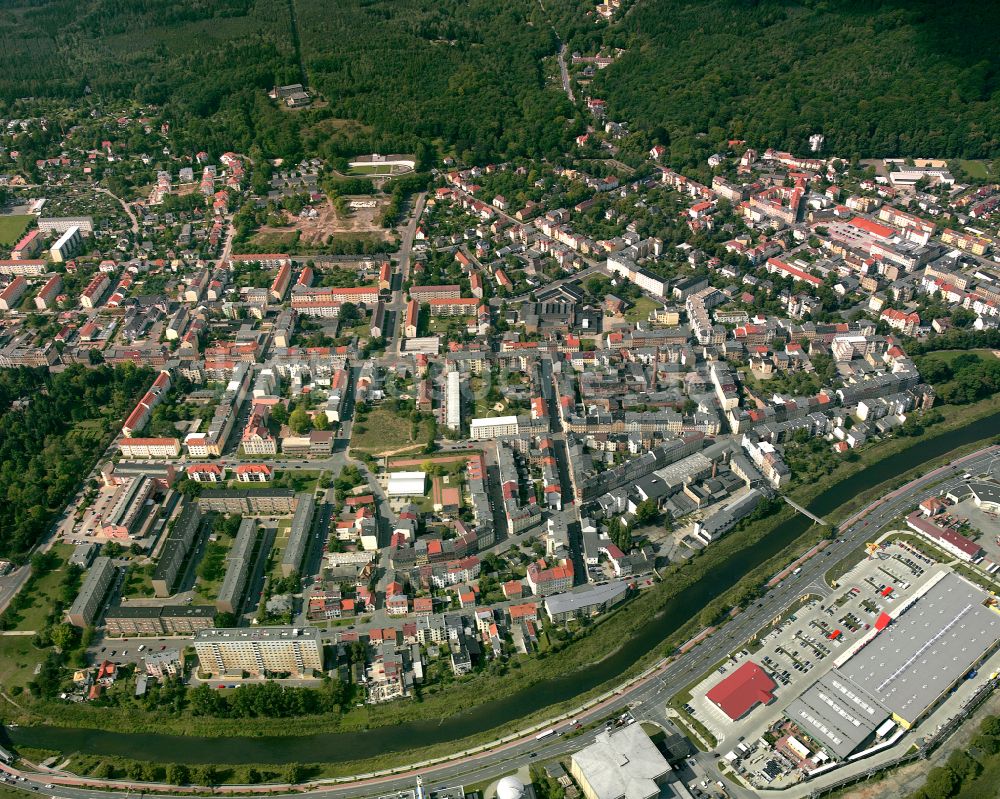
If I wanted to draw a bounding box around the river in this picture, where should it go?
[11,411,1000,764]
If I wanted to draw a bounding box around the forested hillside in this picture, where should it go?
[0,0,302,156]
[296,0,577,163]
[0,0,576,163]
[0,0,996,162]
[592,0,1000,162]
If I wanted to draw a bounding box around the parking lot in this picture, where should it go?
[951,496,1000,564]
[90,636,191,666]
[687,538,945,747]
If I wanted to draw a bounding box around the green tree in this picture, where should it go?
[634,499,659,527]
[289,406,312,434]
[51,623,80,652]
[270,402,289,426]
[166,764,190,785]
[195,765,219,786]
[919,765,958,799]
[339,302,359,323]
[284,763,306,785]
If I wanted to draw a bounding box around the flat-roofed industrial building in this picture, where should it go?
[837,571,1000,728]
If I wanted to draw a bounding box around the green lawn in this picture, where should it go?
[0,636,45,691]
[9,543,75,631]
[920,348,999,365]
[247,231,298,251]
[121,562,155,599]
[350,406,433,455]
[958,159,990,180]
[426,317,468,335]
[266,521,291,582]
[194,535,236,602]
[11,569,62,632]
[0,215,33,247]
[625,296,659,323]
[348,164,395,176]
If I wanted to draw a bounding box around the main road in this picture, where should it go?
[4,446,997,799]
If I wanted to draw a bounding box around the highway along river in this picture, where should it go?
[11,411,1000,765]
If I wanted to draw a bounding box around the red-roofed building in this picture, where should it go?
[186,463,226,482]
[765,257,822,287]
[880,308,921,336]
[503,579,524,599]
[427,297,478,316]
[385,592,409,616]
[404,298,419,338]
[849,216,895,240]
[508,602,539,623]
[526,558,573,596]
[413,596,434,616]
[235,463,273,482]
[705,661,777,720]
[905,512,983,562]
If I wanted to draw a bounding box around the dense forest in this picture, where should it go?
[0,365,152,558]
[0,0,577,163]
[1,0,997,164]
[593,0,1000,164]
[295,0,576,163]
[0,0,304,158]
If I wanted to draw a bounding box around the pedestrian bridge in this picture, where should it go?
[783,496,828,525]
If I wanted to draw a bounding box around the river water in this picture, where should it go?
[11,412,999,764]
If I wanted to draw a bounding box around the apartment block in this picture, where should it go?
[104,605,217,637]
[196,489,296,516]
[67,557,116,627]
[194,626,323,676]
[118,437,182,459]
[216,518,257,614]
[151,501,202,596]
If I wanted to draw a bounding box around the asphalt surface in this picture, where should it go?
[4,447,996,799]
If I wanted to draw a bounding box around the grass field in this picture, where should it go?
[347,164,398,176]
[0,215,33,247]
[266,521,291,582]
[11,569,62,632]
[350,407,433,455]
[426,317,468,335]
[194,535,236,602]
[121,562,155,599]
[625,296,659,323]
[247,231,299,251]
[0,636,44,691]
[8,542,75,632]
[920,348,999,365]
[958,159,990,179]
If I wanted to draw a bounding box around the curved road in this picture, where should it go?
[95,187,139,234]
[3,446,997,799]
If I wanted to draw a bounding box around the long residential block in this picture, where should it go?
[67,556,116,627]
[194,626,323,677]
